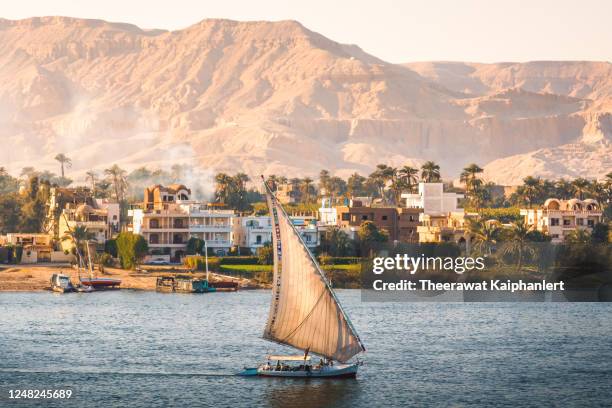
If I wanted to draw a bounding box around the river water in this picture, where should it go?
[1,290,611,407]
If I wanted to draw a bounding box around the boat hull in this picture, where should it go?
[255,363,359,378]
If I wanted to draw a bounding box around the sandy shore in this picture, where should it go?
[0,264,261,292]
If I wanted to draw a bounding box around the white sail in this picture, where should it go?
[263,181,365,362]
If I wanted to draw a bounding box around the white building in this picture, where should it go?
[129,185,234,259]
[521,198,603,243]
[402,182,463,215]
[233,215,320,253]
[318,197,338,226]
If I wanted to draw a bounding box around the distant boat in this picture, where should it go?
[50,273,74,293]
[240,177,366,378]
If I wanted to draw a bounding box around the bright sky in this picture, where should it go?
[4,0,611,63]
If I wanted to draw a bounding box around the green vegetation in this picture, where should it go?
[116,232,148,269]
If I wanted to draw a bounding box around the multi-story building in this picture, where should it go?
[335,201,422,243]
[130,185,234,259]
[59,202,119,252]
[521,198,603,243]
[402,182,464,214]
[233,215,320,253]
[417,212,476,247]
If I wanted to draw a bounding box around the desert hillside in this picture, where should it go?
[1,17,610,185]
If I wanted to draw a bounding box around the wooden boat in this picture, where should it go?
[156,276,216,293]
[50,273,74,293]
[240,177,365,378]
[79,277,121,288]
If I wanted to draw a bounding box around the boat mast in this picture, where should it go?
[261,177,366,354]
[204,240,209,282]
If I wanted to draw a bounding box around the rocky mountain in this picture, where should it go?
[1,17,610,186]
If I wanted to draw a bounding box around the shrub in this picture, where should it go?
[104,239,118,257]
[219,256,259,265]
[116,232,148,269]
[183,256,220,271]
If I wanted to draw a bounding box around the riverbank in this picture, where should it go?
[0,264,265,292]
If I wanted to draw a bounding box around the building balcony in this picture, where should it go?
[205,240,231,247]
[189,224,231,230]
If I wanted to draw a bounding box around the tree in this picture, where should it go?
[257,242,274,265]
[61,225,96,264]
[421,161,441,182]
[398,166,419,193]
[0,167,18,194]
[564,228,591,244]
[85,170,98,196]
[368,164,395,202]
[301,177,314,203]
[186,237,205,255]
[320,226,354,256]
[460,164,484,207]
[347,173,367,197]
[468,219,499,256]
[518,176,543,208]
[116,232,148,269]
[499,221,536,272]
[104,164,128,202]
[591,223,610,244]
[318,170,331,196]
[19,177,50,233]
[571,177,591,200]
[0,193,21,234]
[54,153,72,178]
[357,221,389,245]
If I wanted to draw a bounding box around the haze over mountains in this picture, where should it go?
[1,16,610,185]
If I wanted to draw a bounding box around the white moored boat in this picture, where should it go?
[240,177,366,379]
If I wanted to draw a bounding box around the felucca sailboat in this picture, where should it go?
[241,177,366,378]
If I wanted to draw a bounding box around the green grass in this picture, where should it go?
[322,264,361,271]
[219,264,272,273]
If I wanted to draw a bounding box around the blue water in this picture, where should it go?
[0,291,611,407]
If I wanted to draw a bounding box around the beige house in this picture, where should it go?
[130,185,234,260]
[58,203,118,252]
[417,212,476,248]
[521,198,603,243]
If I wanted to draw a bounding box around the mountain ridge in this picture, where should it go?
[1,17,610,185]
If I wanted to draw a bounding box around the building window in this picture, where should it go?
[361,215,368,221]
[563,219,571,226]
[113,215,117,220]
[341,213,350,221]
[173,234,183,244]
[381,215,388,221]
[551,234,559,239]
[304,235,311,242]
[587,219,595,227]
[550,218,559,226]
[256,235,262,244]
[150,219,160,228]
[576,218,584,226]
[149,234,159,244]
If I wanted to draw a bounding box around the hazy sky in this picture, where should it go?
[4,0,611,63]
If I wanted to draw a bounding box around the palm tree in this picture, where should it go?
[500,221,536,272]
[302,177,314,203]
[369,164,395,202]
[398,166,419,193]
[468,219,498,256]
[520,176,543,208]
[564,228,591,244]
[54,153,72,178]
[571,177,591,200]
[85,170,98,196]
[20,166,37,179]
[61,225,97,265]
[554,179,575,199]
[214,173,233,203]
[460,163,484,195]
[421,161,441,182]
[104,164,128,202]
[266,175,279,192]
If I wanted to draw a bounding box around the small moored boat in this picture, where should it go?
[50,273,74,293]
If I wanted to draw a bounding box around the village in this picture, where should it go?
[0,160,610,292]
